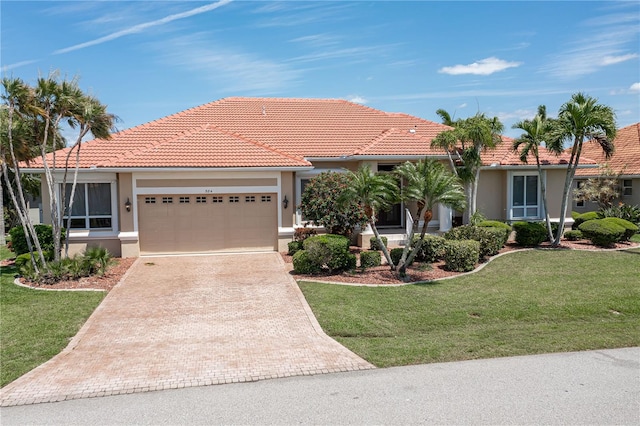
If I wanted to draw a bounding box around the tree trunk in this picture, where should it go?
[64,129,88,258]
[397,203,428,279]
[370,220,395,271]
[536,152,554,242]
[554,137,582,246]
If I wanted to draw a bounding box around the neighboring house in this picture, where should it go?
[573,122,640,213]
[23,98,587,257]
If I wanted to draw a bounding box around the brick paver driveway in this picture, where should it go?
[1,253,373,406]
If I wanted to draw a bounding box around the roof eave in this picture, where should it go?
[305,154,450,162]
[20,165,315,173]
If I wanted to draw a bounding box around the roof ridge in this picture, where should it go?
[353,128,395,155]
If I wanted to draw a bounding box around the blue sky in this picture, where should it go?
[2,1,639,139]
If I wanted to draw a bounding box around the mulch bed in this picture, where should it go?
[3,239,637,290]
[282,239,640,285]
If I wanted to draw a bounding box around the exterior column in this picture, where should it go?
[438,204,452,232]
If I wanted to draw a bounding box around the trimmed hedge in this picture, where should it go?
[287,241,303,256]
[360,250,381,269]
[390,247,405,266]
[444,225,504,258]
[578,219,625,247]
[411,234,446,262]
[512,221,547,246]
[563,230,583,241]
[600,217,638,241]
[292,250,321,274]
[443,240,480,272]
[572,211,599,230]
[294,234,354,273]
[477,220,512,242]
[8,225,63,256]
[369,236,388,251]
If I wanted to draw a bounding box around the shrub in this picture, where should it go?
[288,241,303,256]
[292,250,321,274]
[8,225,64,256]
[443,240,480,272]
[299,172,368,236]
[293,228,317,242]
[14,251,52,268]
[477,220,512,242]
[360,250,381,269]
[512,221,548,246]
[444,225,504,258]
[345,253,357,271]
[572,211,599,230]
[599,217,638,241]
[390,247,405,266]
[302,234,352,273]
[412,234,446,262]
[600,204,640,226]
[563,230,583,241]
[83,246,115,276]
[369,236,388,251]
[578,219,625,247]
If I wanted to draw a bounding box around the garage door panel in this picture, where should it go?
[138,193,277,254]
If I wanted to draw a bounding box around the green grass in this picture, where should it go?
[0,246,106,387]
[299,249,640,367]
[631,233,640,243]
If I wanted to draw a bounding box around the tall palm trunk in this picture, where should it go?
[63,128,89,257]
[554,137,583,246]
[535,149,554,242]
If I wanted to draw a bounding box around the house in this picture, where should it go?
[573,122,640,212]
[23,97,585,257]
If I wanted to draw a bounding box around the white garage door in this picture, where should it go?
[138,193,277,254]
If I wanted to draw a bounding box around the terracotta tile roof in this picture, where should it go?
[478,136,591,167]
[26,97,451,169]
[575,123,640,177]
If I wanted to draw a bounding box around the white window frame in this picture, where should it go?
[507,171,544,221]
[57,176,118,235]
[622,179,632,197]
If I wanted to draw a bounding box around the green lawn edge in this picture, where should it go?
[0,247,106,387]
[299,248,640,367]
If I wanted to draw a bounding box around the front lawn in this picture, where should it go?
[299,248,640,367]
[0,247,106,387]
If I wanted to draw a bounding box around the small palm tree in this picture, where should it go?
[394,159,466,278]
[512,105,557,241]
[547,93,616,246]
[341,165,399,269]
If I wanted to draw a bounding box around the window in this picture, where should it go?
[162,197,173,204]
[196,196,207,204]
[576,182,584,207]
[63,183,112,229]
[623,179,632,196]
[261,195,271,202]
[179,196,190,204]
[229,196,240,203]
[212,196,224,203]
[245,195,256,203]
[145,197,156,204]
[511,175,539,219]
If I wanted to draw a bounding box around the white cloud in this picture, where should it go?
[347,95,367,104]
[601,54,638,65]
[458,103,467,109]
[159,35,300,94]
[495,109,538,122]
[609,82,640,95]
[438,57,522,76]
[53,0,232,55]
[628,82,640,93]
[1,59,39,72]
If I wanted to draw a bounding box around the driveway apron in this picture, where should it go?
[1,253,373,406]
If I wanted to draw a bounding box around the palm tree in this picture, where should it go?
[547,92,616,246]
[1,77,47,270]
[62,94,116,256]
[432,111,503,222]
[341,165,399,270]
[512,105,559,242]
[394,159,466,278]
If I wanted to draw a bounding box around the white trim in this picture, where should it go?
[136,186,278,195]
[507,170,545,221]
[22,166,313,173]
[67,230,119,240]
[118,231,139,241]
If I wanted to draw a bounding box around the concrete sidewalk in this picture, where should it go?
[2,347,638,425]
[0,253,372,407]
